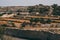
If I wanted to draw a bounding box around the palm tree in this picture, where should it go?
[51,4,58,8]
[52,4,60,16]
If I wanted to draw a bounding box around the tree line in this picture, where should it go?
[27,4,60,16]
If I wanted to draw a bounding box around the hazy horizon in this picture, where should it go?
[0,0,60,6]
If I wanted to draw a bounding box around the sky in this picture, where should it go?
[0,0,60,6]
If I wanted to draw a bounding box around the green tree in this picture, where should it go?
[30,18,40,23]
[52,4,60,16]
[16,9,22,12]
[38,7,49,16]
[0,24,7,40]
[39,18,45,24]
[16,9,22,15]
[27,6,35,13]
[7,10,12,14]
[51,4,58,8]
[46,19,51,24]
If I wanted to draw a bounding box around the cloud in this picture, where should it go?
[0,0,60,6]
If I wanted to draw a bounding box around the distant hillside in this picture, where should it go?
[0,4,60,16]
